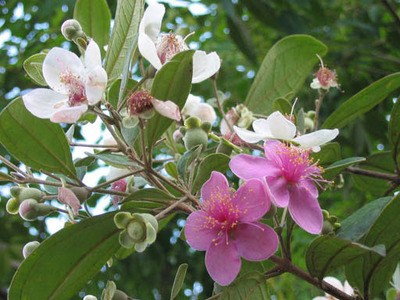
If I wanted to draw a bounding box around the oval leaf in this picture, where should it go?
[323,157,366,180]
[85,152,138,168]
[23,53,46,86]
[0,98,76,178]
[170,263,188,300]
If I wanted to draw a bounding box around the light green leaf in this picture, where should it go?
[73,0,111,54]
[165,162,179,179]
[322,73,400,129]
[85,152,138,168]
[147,50,194,149]
[104,0,144,81]
[0,98,76,179]
[170,263,188,300]
[23,53,47,86]
[323,157,366,180]
[245,35,327,114]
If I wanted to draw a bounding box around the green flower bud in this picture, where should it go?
[22,241,40,258]
[61,19,88,47]
[321,210,340,234]
[6,198,19,214]
[127,221,146,242]
[304,117,314,132]
[183,127,208,150]
[184,116,202,128]
[321,220,334,235]
[113,290,128,300]
[70,187,91,203]
[10,186,44,202]
[102,281,117,300]
[19,199,56,221]
[216,140,233,156]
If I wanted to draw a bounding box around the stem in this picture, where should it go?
[100,114,130,156]
[89,169,144,191]
[154,197,194,220]
[0,155,28,177]
[69,142,120,149]
[212,78,233,133]
[346,166,400,183]
[314,89,326,130]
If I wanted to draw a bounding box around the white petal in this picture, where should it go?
[192,51,221,84]
[151,99,181,121]
[343,281,354,296]
[234,125,266,143]
[85,66,107,105]
[292,129,339,150]
[191,103,217,124]
[323,276,344,292]
[43,47,84,94]
[50,104,88,123]
[84,40,102,70]
[182,94,201,116]
[310,78,321,89]
[22,88,68,119]
[266,111,296,140]
[138,3,165,70]
[252,118,272,136]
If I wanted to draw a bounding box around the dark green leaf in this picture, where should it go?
[337,196,392,242]
[310,142,341,166]
[192,153,230,193]
[0,98,76,179]
[73,0,111,54]
[23,53,46,86]
[272,97,292,115]
[104,0,144,81]
[322,73,400,129]
[107,79,137,109]
[389,98,400,156]
[170,263,188,300]
[245,35,327,114]
[85,152,138,168]
[306,235,385,280]
[323,157,366,180]
[147,50,194,148]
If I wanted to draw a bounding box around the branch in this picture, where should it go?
[346,166,400,183]
[380,0,400,32]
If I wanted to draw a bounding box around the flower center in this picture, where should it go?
[59,71,86,107]
[155,33,189,64]
[317,67,337,88]
[127,90,154,115]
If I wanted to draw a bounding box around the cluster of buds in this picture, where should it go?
[114,212,158,252]
[321,210,341,235]
[220,104,255,135]
[179,116,211,151]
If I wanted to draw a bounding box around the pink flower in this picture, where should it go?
[184,172,278,286]
[230,141,325,234]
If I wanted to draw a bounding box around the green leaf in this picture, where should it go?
[177,145,202,181]
[323,157,366,180]
[0,98,76,179]
[337,196,392,242]
[306,235,385,280]
[0,172,15,182]
[389,97,400,156]
[192,153,231,193]
[104,0,144,81]
[9,212,121,300]
[322,73,400,129]
[272,97,292,115]
[245,35,327,114]
[309,142,341,166]
[23,53,47,86]
[85,152,138,168]
[73,0,111,54]
[147,50,194,149]
[165,162,179,179]
[107,78,137,109]
[170,263,188,300]
[123,188,176,203]
[215,261,269,300]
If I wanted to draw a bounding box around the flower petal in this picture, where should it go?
[151,99,181,121]
[184,211,219,251]
[205,234,241,286]
[50,104,88,123]
[323,276,344,292]
[288,183,323,234]
[266,111,296,140]
[192,51,221,84]
[43,47,84,94]
[292,129,339,152]
[233,126,267,143]
[343,281,354,296]
[84,40,102,70]
[138,3,165,70]
[22,88,68,119]
[232,178,270,221]
[201,171,230,208]
[229,154,271,180]
[252,118,272,136]
[234,222,278,261]
[266,176,290,207]
[310,78,322,90]
[58,187,81,215]
[183,98,216,124]
[85,66,107,105]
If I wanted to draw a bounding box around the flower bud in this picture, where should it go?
[6,198,19,214]
[102,281,117,300]
[10,186,44,202]
[22,241,40,258]
[181,117,211,150]
[113,290,129,300]
[19,199,56,221]
[70,187,91,203]
[61,19,85,42]
[321,210,340,235]
[83,296,97,300]
[321,220,334,235]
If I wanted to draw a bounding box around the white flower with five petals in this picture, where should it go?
[233,111,339,152]
[22,40,107,123]
[138,2,220,83]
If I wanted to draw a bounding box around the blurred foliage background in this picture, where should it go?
[1,0,400,299]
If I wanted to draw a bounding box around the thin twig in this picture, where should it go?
[346,166,400,183]
[89,169,144,191]
[212,78,233,133]
[70,142,120,149]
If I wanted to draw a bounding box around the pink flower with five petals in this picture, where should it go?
[230,141,325,234]
[184,171,278,286]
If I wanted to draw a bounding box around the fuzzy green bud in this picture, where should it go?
[60,19,89,51]
[6,198,19,214]
[184,116,202,128]
[183,127,209,150]
[19,199,56,221]
[113,290,129,300]
[10,186,44,202]
[22,241,40,258]
[321,220,335,235]
[70,187,91,203]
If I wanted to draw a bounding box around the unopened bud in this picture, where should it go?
[113,290,129,300]
[183,127,208,150]
[70,187,91,203]
[10,186,44,202]
[19,199,56,221]
[6,198,19,214]
[321,220,334,235]
[83,296,97,300]
[61,19,84,41]
[22,241,40,258]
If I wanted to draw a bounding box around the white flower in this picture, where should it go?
[313,276,354,300]
[182,94,216,124]
[22,40,107,123]
[138,2,220,83]
[233,111,339,152]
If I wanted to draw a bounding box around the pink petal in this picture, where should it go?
[263,140,283,161]
[266,176,290,207]
[205,234,241,286]
[58,187,81,215]
[288,183,323,234]
[151,99,181,121]
[184,211,219,251]
[201,171,230,208]
[50,104,88,123]
[231,178,270,222]
[233,222,278,261]
[301,179,318,197]
[229,154,271,180]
